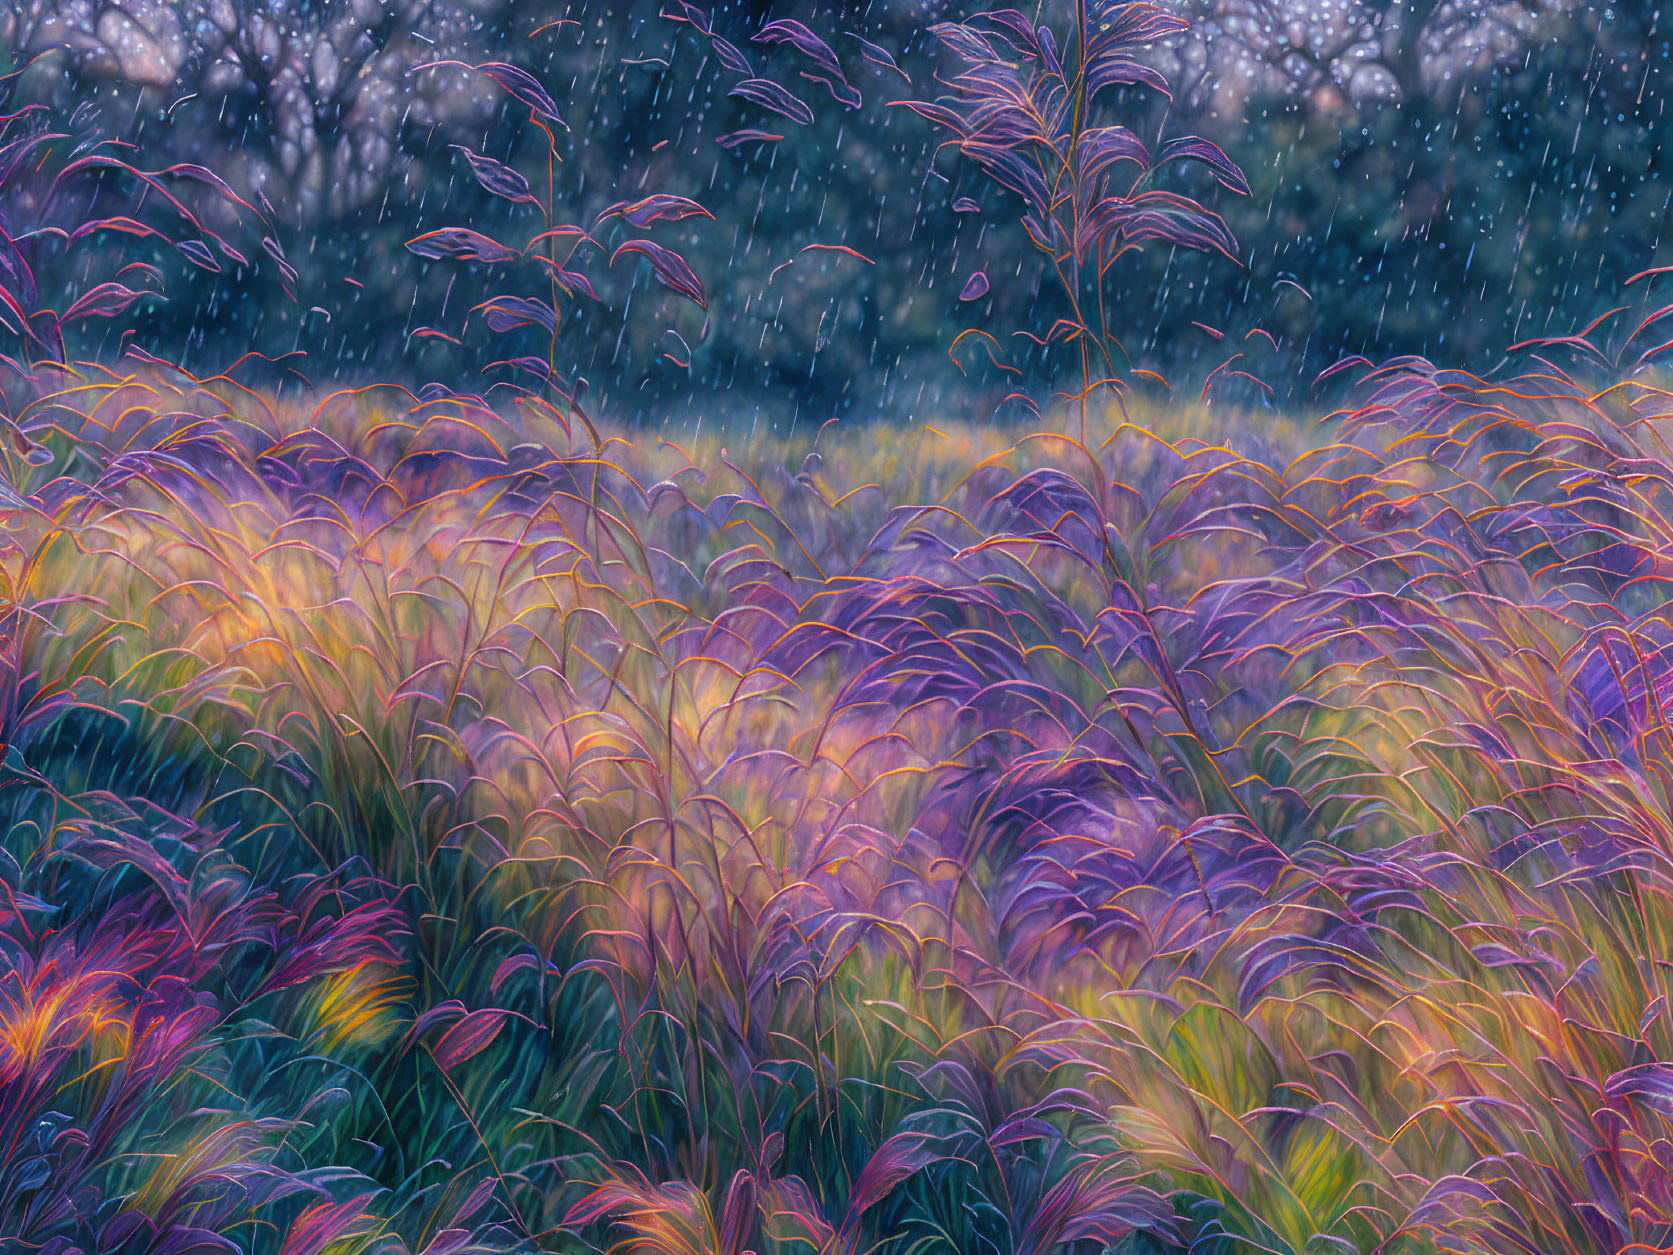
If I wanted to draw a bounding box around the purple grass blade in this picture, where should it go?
[750,19,844,79]
[450,145,539,205]
[728,78,816,126]
[611,239,706,307]
[406,228,522,264]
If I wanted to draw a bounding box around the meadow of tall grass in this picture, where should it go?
[0,0,1670,1250]
[2,331,1673,1255]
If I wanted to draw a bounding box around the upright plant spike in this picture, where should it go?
[895,0,1247,436]
[405,55,709,415]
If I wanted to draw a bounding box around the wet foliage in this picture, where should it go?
[2,1,1673,1254]
[0,0,1657,413]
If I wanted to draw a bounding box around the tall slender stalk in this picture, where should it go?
[897,0,1246,431]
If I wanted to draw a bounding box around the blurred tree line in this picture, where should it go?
[0,0,1663,420]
